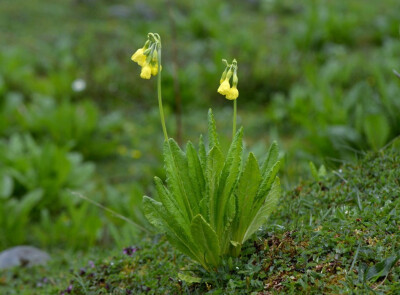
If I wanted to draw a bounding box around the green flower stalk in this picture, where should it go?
[131,33,168,140]
[217,59,239,138]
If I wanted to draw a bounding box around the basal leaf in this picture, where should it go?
[220,194,237,253]
[215,127,243,235]
[233,152,261,242]
[143,196,200,261]
[186,141,205,214]
[243,177,280,242]
[236,152,261,217]
[154,177,190,234]
[142,196,170,232]
[261,141,279,175]
[256,160,281,203]
[198,134,207,171]
[207,109,220,150]
[166,233,202,263]
[164,139,197,220]
[190,214,220,268]
[206,146,224,227]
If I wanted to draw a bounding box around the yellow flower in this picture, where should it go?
[225,86,239,100]
[150,63,158,75]
[140,64,152,79]
[131,48,143,61]
[131,48,147,67]
[151,64,162,76]
[151,65,158,76]
[218,79,230,95]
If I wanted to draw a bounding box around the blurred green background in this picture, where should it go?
[0,0,399,251]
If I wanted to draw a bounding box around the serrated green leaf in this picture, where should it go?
[220,193,237,253]
[198,134,207,171]
[164,139,197,220]
[207,109,220,150]
[215,127,243,235]
[236,152,261,217]
[191,214,220,267]
[166,233,201,263]
[243,177,280,242]
[143,196,169,232]
[233,153,262,242]
[206,146,224,226]
[261,141,279,175]
[143,196,200,262]
[186,142,205,214]
[256,160,281,203]
[154,177,190,234]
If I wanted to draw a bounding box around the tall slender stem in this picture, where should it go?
[232,99,237,138]
[157,47,168,141]
[167,0,183,145]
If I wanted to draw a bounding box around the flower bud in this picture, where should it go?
[220,67,228,84]
[232,69,238,87]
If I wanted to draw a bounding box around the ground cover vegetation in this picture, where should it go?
[0,0,399,293]
[1,142,399,294]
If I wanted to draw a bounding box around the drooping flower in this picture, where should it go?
[218,79,231,95]
[151,64,159,76]
[140,64,152,79]
[131,34,162,80]
[226,85,239,100]
[217,59,238,100]
[225,68,239,100]
[131,48,147,67]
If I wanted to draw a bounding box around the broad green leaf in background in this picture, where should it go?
[0,174,13,199]
[364,113,390,151]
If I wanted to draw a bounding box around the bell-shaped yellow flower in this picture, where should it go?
[151,65,158,76]
[131,48,143,61]
[140,64,152,79]
[131,48,147,67]
[225,85,239,100]
[218,79,230,95]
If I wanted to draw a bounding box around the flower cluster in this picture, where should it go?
[131,33,161,79]
[217,59,239,100]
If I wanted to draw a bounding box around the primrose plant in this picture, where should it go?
[131,33,281,271]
